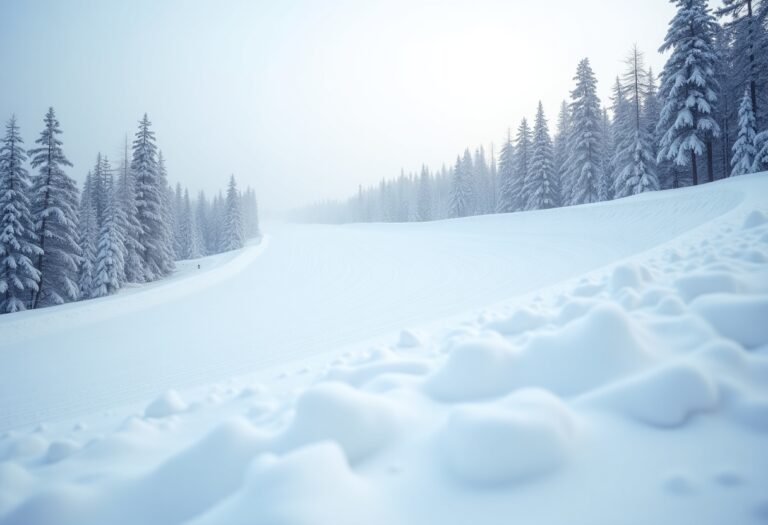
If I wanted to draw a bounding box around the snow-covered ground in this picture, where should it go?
[1,174,767,524]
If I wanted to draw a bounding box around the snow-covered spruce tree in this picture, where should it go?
[182,188,202,258]
[131,114,174,280]
[157,151,176,265]
[117,136,143,283]
[89,153,110,227]
[716,0,768,128]
[613,47,660,198]
[657,0,721,185]
[28,107,81,308]
[76,172,98,299]
[598,108,613,201]
[449,155,472,218]
[496,130,517,213]
[513,118,532,210]
[754,130,768,172]
[417,166,432,221]
[0,116,41,313]
[92,171,125,298]
[172,182,184,259]
[644,69,673,187]
[221,175,245,251]
[473,147,493,214]
[196,190,211,254]
[524,102,558,210]
[553,101,571,200]
[731,89,759,175]
[564,59,602,205]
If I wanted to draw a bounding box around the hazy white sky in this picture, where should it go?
[0,0,681,210]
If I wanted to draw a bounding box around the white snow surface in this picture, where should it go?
[1,174,768,524]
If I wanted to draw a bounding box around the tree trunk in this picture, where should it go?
[691,151,698,186]
[706,140,714,183]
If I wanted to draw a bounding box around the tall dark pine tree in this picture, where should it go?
[657,0,721,185]
[565,59,603,205]
[28,107,81,308]
[0,116,41,313]
[131,114,174,281]
[525,102,558,210]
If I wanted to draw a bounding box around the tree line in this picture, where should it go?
[295,0,768,224]
[0,110,260,314]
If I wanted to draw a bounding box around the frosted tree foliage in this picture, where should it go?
[117,137,143,284]
[495,131,516,213]
[731,89,759,175]
[77,172,98,299]
[657,0,721,184]
[613,47,660,198]
[93,170,125,298]
[0,116,41,313]
[417,166,432,221]
[221,175,245,251]
[524,103,558,210]
[131,114,174,281]
[565,59,603,205]
[28,107,81,308]
[449,154,473,218]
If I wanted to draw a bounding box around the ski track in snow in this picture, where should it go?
[0,174,767,524]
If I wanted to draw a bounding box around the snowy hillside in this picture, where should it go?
[1,174,768,524]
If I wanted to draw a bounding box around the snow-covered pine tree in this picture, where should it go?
[417,166,432,221]
[657,0,721,185]
[731,89,759,175]
[157,151,176,268]
[92,169,125,297]
[613,47,660,198]
[716,0,768,128]
[449,155,472,218]
[598,108,613,201]
[195,190,210,255]
[131,114,174,280]
[525,102,558,210]
[513,118,532,210]
[496,130,517,213]
[473,147,493,214]
[117,135,143,283]
[564,59,602,205]
[172,183,184,259]
[28,107,81,308]
[76,172,98,299]
[0,116,41,313]
[553,101,571,200]
[644,68,672,186]
[753,130,768,172]
[222,175,245,251]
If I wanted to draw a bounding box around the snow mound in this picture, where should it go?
[692,294,768,348]
[610,262,653,293]
[325,358,431,388]
[743,210,768,229]
[485,307,548,335]
[439,389,576,484]
[190,443,373,525]
[674,272,744,302]
[144,390,187,418]
[397,329,422,348]
[425,334,518,402]
[580,362,719,427]
[45,440,79,464]
[279,382,400,463]
[512,303,655,396]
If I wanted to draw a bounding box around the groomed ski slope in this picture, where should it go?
[0,174,767,524]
